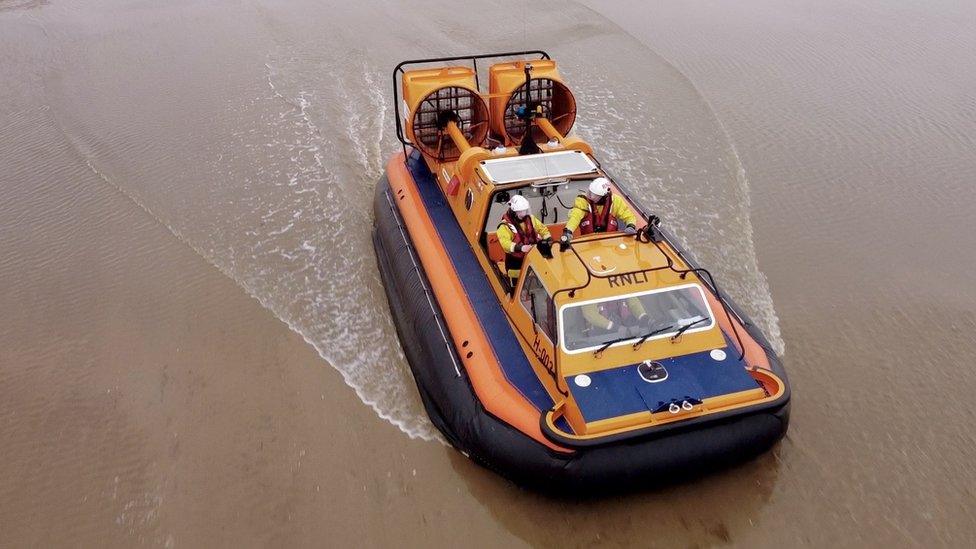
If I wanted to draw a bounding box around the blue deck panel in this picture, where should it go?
[405,152,554,413]
[567,337,761,423]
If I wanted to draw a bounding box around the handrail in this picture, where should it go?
[646,236,748,361]
[594,159,749,360]
[390,54,753,421]
[392,50,551,158]
[547,222,749,406]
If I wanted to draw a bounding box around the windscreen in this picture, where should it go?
[559,284,714,353]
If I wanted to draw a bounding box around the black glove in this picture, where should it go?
[641,218,662,243]
[559,229,573,251]
[538,238,553,259]
[638,314,651,330]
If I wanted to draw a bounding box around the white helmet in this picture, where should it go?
[588,177,611,197]
[508,194,530,214]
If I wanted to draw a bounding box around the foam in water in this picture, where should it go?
[45,1,785,444]
[572,68,786,356]
[196,56,443,441]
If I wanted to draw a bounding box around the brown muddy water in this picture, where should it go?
[1,0,974,546]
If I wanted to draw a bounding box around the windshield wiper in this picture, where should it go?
[631,324,675,351]
[594,323,677,357]
[593,315,711,357]
[670,316,709,342]
[593,333,631,357]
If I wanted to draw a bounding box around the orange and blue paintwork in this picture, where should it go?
[386,55,786,451]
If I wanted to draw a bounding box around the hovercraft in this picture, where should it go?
[372,51,789,492]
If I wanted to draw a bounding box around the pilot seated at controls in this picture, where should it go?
[560,177,638,246]
[582,297,649,335]
[496,195,552,285]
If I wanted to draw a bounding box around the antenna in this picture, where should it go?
[517,64,542,155]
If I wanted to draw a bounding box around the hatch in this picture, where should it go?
[479,150,597,184]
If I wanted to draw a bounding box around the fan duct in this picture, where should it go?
[488,60,577,146]
[408,86,489,161]
[502,78,576,144]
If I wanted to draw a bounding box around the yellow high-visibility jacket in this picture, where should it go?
[496,215,551,254]
[582,298,647,330]
[497,215,551,280]
[565,194,638,234]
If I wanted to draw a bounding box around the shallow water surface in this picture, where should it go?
[1,0,974,546]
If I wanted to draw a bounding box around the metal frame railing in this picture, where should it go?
[392,51,551,159]
[547,219,748,397]
[390,52,750,413]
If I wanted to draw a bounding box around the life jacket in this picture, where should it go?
[498,210,539,272]
[599,300,633,324]
[578,192,618,235]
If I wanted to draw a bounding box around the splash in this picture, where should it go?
[39,0,784,445]
[192,54,442,440]
[190,44,785,444]
[572,68,785,356]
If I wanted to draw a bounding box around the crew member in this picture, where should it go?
[560,177,638,246]
[564,178,645,331]
[496,195,551,284]
[583,298,648,332]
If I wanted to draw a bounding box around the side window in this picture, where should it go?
[519,268,557,342]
